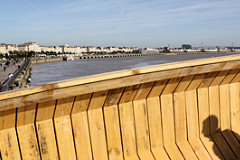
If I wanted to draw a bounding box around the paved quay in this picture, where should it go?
[0,60,23,84]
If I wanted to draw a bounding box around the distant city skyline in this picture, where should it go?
[0,41,239,49]
[0,0,239,48]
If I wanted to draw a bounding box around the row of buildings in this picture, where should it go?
[1,42,239,56]
[0,42,139,55]
[164,44,240,53]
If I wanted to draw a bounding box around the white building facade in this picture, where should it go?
[0,42,140,55]
[0,45,7,54]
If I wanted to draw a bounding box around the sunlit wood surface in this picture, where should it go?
[1,55,240,160]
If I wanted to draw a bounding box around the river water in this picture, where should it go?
[30,53,237,86]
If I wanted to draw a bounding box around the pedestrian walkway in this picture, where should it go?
[0,61,23,84]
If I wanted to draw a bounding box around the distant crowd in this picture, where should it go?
[0,58,21,71]
[0,58,22,90]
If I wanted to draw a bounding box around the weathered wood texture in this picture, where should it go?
[1,55,240,160]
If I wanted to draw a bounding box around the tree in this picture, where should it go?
[4,53,9,58]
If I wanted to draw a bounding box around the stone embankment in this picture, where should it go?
[30,53,164,65]
[30,52,239,65]
[174,51,234,55]
[31,57,63,65]
[79,53,163,59]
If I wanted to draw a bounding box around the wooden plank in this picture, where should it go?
[219,70,240,158]
[209,71,236,159]
[0,109,21,160]
[200,136,223,160]
[198,72,224,160]
[88,91,109,160]
[173,75,198,160]
[209,71,229,134]
[219,70,238,130]
[36,100,59,160]
[103,88,124,160]
[133,82,155,160]
[2,56,240,111]
[119,85,140,160]
[17,104,41,160]
[71,94,93,160]
[54,97,76,160]
[185,74,212,160]
[197,72,218,136]
[230,72,240,141]
[160,78,185,160]
[221,130,240,158]
[211,132,236,160]
[230,70,240,84]
[146,80,170,160]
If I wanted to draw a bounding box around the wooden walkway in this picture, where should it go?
[1,55,240,159]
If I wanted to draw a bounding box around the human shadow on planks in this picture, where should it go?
[202,115,240,159]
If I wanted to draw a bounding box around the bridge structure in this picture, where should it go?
[1,55,240,159]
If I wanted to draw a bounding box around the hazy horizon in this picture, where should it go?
[0,41,238,49]
[0,0,239,48]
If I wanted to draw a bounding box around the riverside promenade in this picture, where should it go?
[0,60,23,84]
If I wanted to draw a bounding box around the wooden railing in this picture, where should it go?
[1,54,240,159]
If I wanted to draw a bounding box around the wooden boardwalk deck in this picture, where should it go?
[0,55,240,159]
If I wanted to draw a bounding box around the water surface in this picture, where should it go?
[30,54,237,86]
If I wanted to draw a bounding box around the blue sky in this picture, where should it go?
[0,0,240,48]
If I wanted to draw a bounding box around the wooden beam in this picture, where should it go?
[133,82,155,160]
[198,72,224,160]
[36,100,59,160]
[71,94,93,160]
[230,72,240,142]
[146,80,170,160]
[119,85,140,160]
[103,88,124,160]
[0,109,21,160]
[173,75,198,160]
[161,78,184,160]
[54,97,76,160]
[185,74,212,159]
[17,104,40,160]
[88,91,109,160]
[220,69,240,158]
